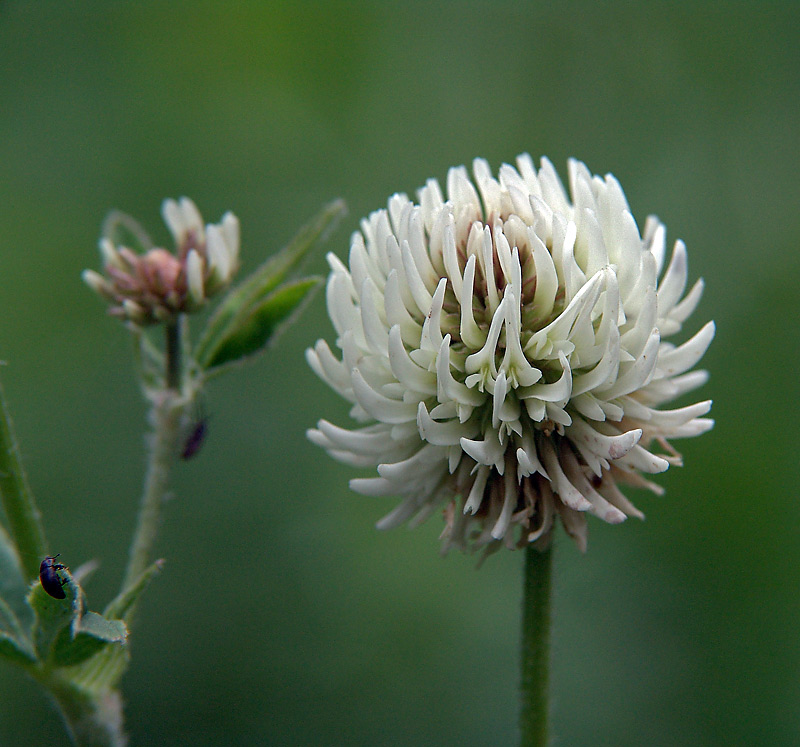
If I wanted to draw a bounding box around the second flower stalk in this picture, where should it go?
[84,196,346,592]
[68,195,345,742]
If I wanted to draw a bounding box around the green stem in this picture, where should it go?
[519,543,553,747]
[121,322,185,596]
[0,376,47,578]
[45,321,188,744]
[165,320,181,391]
[44,674,127,747]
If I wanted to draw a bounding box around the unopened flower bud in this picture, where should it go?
[84,197,241,326]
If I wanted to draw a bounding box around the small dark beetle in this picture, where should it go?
[181,417,208,460]
[39,554,68,599]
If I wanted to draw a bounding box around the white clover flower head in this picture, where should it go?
[83,197,241,326]
[307,156,714,554]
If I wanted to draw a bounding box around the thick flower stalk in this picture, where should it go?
[308,156,714,553]
[83,197,240,325]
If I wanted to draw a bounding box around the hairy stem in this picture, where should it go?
[44,675,127,747]
[122,321,185,597]
[519,543,553,747]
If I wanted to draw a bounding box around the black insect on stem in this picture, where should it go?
[39,555,68,599]
[181,417,208,460]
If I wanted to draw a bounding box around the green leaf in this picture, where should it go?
[200,276,322,371]
[51,612,127,668]
[0,522,34,630]
[103,558,164,621]
[0,594,28,646]
[224,198,344,308]
[29,570,82,661]
[195,198,345,369]
[0,376,48,579]
[101,210,154,254]
[63,637,130,697]
[75,613,127,645]
[0,630,36,666]
[29,569,129,668]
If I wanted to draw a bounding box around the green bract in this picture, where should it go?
[196,199,346,372]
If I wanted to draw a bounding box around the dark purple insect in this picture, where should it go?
[39,555,68,599]
[181,417,208,460]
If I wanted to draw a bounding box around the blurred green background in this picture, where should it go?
[0,2,797,745]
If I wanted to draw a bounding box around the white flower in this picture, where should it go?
[307,156,714,553]
[83,197,240,325]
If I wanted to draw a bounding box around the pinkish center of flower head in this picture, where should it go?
[85,198,242,326]
[140,249,183,296]
[104,246,191,323]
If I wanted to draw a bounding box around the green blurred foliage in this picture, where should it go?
[0,1,797,745]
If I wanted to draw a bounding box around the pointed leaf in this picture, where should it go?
[74,612,127,644]
[0,377,47,578]
[0,522,33,629]
[101,210,154,254]
[201,276,323,371]
[195,199,345,367]
[51,612,128,667]
[237,198,345,296]
[0,593,28,648]
[65,638,130,697]
[103,559,164,621]
[0,630,36,665]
